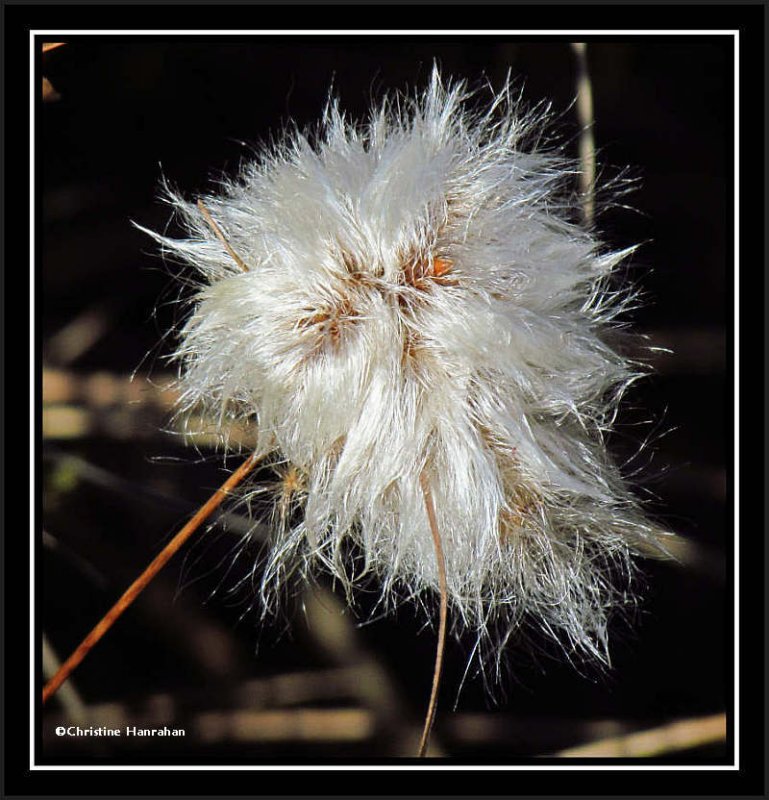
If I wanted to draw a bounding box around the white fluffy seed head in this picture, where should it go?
[144,68,670,671]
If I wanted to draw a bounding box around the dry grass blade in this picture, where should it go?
[42,634,87,723]
[42,42,66,101]
[571,42,596,226]
[555,712,726,757]
[43,77,61,102]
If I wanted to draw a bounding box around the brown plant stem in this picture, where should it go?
[42,453,260,705]
[417,469,448,757]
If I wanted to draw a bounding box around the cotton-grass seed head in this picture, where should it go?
[143,68,671,673]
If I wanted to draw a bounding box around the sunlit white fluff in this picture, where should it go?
[144,69,668,670]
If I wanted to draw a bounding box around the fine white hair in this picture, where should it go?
[143,68,669,673]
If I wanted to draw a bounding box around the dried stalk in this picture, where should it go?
[417,470,448,757]
[42,453,260,704]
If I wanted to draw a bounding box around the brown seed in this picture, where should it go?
[297,297,358,354]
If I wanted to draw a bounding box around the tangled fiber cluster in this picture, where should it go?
[147,69,668,670]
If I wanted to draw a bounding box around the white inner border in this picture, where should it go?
[31,29,740,772]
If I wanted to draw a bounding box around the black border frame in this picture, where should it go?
[3,2,765,797]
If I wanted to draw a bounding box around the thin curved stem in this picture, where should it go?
[42,452,260,705]
[417,469,448,757]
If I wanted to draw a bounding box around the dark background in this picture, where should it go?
[39,36,731,764]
